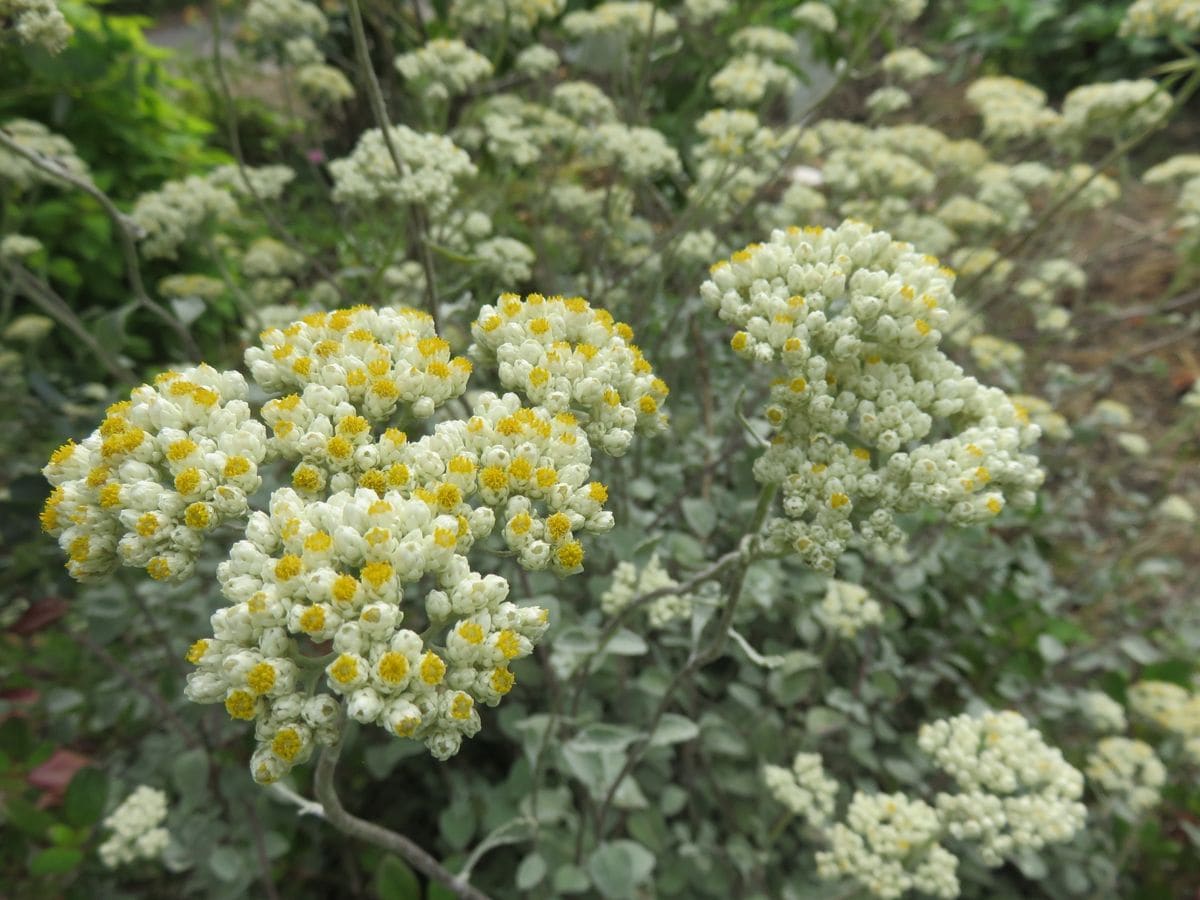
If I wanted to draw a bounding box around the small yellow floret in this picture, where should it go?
[247,662,277,695]
[458,622,485,644]
[329,654,360,685]
[556,541,584,569]
[420,651,446,685]
[225,690,256,720]
[272,728,303,762]
[377,652,409,684]
[298,606,326,634]
[361,561,393,589]
[186,639,209,664]
[496,629,521,659]
[275,554,303,581]
[491,668,515,695]
[147,557,172,580]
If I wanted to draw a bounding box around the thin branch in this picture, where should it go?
[313,735,493,900]
[0,128,201,361]
[346,0,442,330]
[3,263,137,382]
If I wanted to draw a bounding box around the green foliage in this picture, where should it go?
[926,0,1170,95]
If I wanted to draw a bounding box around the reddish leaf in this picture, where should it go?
[9,597,69,636]
[27,749,91,806]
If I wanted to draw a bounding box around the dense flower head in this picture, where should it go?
[815,791,959,899]
[247,305,471,422]
[763,751,839,827]
[881,48,940,83]
[1127,680,1200,736]
[241,0,328,46]
[44,296,655,782]
[131,165,294,260]
[0,118,88,191]
[2,0,72,53]
[1086,737,1166,814]
[701,221,1043,571]
[97,785,170,869]
[601,553,693,628]
[471,292,669,456]
[918,710,1086,867]
[1080,690,1127,733]
[395,38,494,102]
[1060,79,1172,145]
[42,365,268,583]
[328,126,476,212]
[450,0,565,34]
[710,54,800,106]
[1120,0,1200,39]
[185,483,551,779]
[966,76,1062,142]
[816,578,883,638]
[563,2,677,44]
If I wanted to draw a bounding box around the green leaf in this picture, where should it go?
[208,845,245,882]
[568,724,641,754]
[588,840,656,899]
[64,767,107,827]
[29,846,83,876]
[516,852,547,891]
[650,714,699,747]
[438,795,476,851]
[172,748,208,802]
[681,498,717,537]
[375,855,421,900]
[554,863,591,894]
[605,629,648,657]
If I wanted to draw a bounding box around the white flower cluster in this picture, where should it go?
[866,87,913,118]
[965,76,1062,143]
[247,306,472,427]
[1086,737,1166,814]
[701,221,1043,572]
[1120,0,1200,38]
[471,293,670,456]
[39,299,660,783]
[1128,680,1200,738]
[815,792,959,900]
[2,0,71,53]
[792,1,838,33]
[450,0,565,34]
[918,710,1087,867]
[601,554,693,628]
[881,48,940,83]
[241,0,328,46]
[710,54,799,106]
[0,118,88,191]
[97,786,170,869]
[816,578,883,638]
[584,122,683,181]
[184,480,551,778]
[329,126,475,213]
[968,334,1023,372]
[1080,690,1128,733]
[763,752,838,827]
[0,232,43,262]
[297,64,355,106]
[131,164,295,260]
[515,44,559,76]
[563,2,677,45]
[41,365,268,582]
[395,38,494,103]
[1060,79,1172,146]
[1143,153,1200,185]
[731,25,800,61]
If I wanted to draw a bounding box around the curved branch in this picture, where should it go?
[0,127,202,361]
[313,737,493,900]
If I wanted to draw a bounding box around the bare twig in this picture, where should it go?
[0,128,201,361]
[313,734,493,900]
